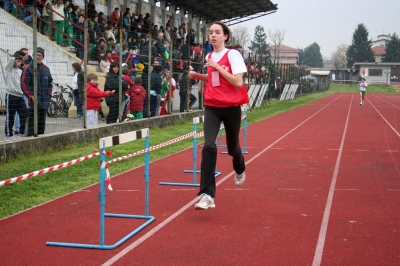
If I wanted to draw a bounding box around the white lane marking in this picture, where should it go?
[225,188,251,191]
[334,189,359,191]
[299,148,312,150]
[116,190,140,192]
[312,95,353,266]
[368,99,400,138]
[385,150,399,153]
[102,95,343,266]
[278,188,304,191]
[355,149,369,152]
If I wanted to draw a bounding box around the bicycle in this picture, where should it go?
[47,83,74,117]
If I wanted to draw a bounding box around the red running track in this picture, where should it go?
[0,93,399,265]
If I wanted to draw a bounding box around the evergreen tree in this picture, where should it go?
[297,48,304,66]
[248,25,270,63]
[346,23,375,67]
[302,42,323,68]
[382,33,400,62]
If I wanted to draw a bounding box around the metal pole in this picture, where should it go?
[83,2,88,128]
[147,35,152,118]
[33,0,38,137]
[118,9,123,122]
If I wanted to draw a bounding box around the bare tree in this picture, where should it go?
[229,25,250,50]
[331,44,347,77]
[268,28,286,64]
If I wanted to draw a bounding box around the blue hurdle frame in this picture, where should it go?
[159,116,221,187]
[221,107,249,154]
[46,129,155,250]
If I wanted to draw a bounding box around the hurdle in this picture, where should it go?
[46,129,155,250]
[221,106,249,154]
[159,116,221,187]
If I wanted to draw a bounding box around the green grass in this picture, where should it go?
[329,83,397,93]
[0,84,397,219]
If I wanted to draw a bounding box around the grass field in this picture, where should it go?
[0,84,396,219]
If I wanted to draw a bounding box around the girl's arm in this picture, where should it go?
[189,71,208,81]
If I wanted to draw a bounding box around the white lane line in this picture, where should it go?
[102,95,343,266]
[116,190,140,192]
[373,95,400,109]
[278,188,304,191]
[312,95,353,266]
[225,188,251,191]
[385,150,399,153]
[367,99,400,138]
[334,189,359,191]
[355,149,369,152]
[299,148,312,150]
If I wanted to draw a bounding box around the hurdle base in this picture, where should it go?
[221,150,249,154]
[183,169,221,177]
[159,182,200,187]
[46,214,155,250]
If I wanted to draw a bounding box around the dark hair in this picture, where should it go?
[72,62,82,71]
[210,21,230,43]
[122,68,129,75]
[134,77,142,84]
[109,62,119,72]
[153,65,163,73]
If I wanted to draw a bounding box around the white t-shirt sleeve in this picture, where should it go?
[228,49,247,75]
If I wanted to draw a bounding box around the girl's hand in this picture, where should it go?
[189,71,198,80]
[207,59,220,70]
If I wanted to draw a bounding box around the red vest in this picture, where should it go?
[205,50,249,107]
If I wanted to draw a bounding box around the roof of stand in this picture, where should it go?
[166,0,278,26]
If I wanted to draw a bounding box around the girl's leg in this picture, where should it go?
[222,106,245,175]
[198,106,222,198]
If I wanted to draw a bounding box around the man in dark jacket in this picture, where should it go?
[149,64,163,116]
[21,47,53,136]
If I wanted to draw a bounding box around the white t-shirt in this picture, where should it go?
[206,48,247,75]
[359,82,367,91]
[71,72,78,90]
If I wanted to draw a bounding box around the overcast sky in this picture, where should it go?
[239,0,399,59]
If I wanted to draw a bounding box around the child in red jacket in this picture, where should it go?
[86,73,115,127]
[128,77,146,119]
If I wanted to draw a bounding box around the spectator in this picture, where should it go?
[163,26,172,51]
[87,0,97,19]
[150,64,163,116]
[98,12,107,29]
[74,14,85,59]
[42,0,52,36]
[51,0,65,46]
[23,0,41,27]
[91,14,101,38]
[142,13,152,35]
[71,5,80,24]
[110,7,120,28]
[104,62,128,124]
[128,77,146,119]
[71,62,84,119]
[64,5,74,48]
[99,55,110,73]
[4,54,27,138]
[204,40,212,54]
[95,38,106,63]
[186,28,195,44]
[155,32,166,62]
[160,69,176,115]
[180,66,196,112]
[106,26,116,43]
[140,39,159,64]
[19,48,33,66]
[22,47,53,136]
[86,73,114,127]
[179,23,186,39]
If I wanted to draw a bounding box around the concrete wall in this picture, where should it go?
[0,109,204,162]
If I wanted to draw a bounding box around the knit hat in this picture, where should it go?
[37,47,45,58]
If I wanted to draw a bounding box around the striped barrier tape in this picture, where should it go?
[0,152,105,187]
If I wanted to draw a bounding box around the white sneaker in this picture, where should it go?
[235,172,246,186]
[360,101,362,105]
[194,193,215,210]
